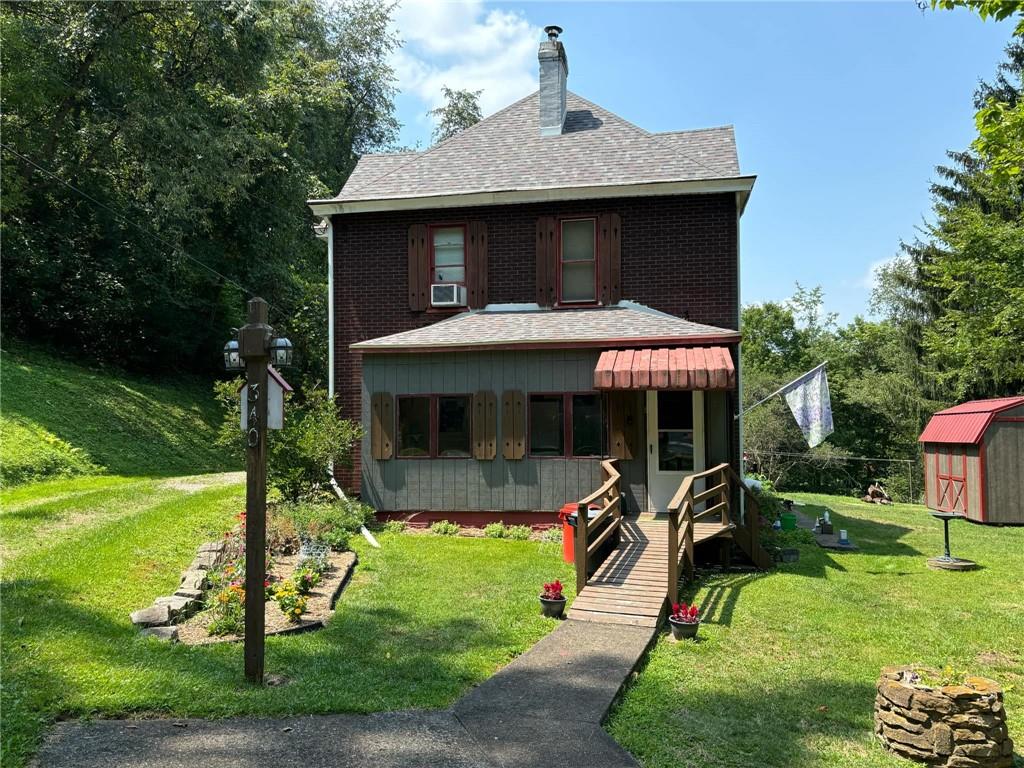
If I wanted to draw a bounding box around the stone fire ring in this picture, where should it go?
[875,666,1014,767]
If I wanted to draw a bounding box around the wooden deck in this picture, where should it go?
[567,516,734,627]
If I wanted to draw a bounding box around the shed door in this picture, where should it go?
[935,446,968,515]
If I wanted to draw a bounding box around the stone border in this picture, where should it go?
[129,540,228,642]
[875,666,1014,767]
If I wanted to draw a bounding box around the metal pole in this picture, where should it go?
[943,517,952,560]
[239,297,271,684]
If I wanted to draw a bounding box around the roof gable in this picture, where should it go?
[325,92,743,204]
[918,396,1024,445]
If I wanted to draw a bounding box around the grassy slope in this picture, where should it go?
[0,476,575,768]
[0,344,229,484]
[607,495,1024,768]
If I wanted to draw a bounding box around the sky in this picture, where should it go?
[388,1,1016,323]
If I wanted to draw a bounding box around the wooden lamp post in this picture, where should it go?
[223,297,293,684]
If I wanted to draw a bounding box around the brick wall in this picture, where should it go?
[331,192,739,491]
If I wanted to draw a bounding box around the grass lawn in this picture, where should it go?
[607,493,1024,768]
[0,474,574,768]
[0,344,229,484]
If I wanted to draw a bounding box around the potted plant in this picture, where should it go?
[539,579,566,619]
[668,602,701,640]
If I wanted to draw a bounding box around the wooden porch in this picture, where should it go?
[566,460,772,627]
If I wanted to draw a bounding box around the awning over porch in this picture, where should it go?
[594,347,736,390]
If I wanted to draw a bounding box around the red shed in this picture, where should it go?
[919,396,1024,525]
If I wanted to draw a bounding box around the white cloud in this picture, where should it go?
[858,256,899,291]
[392,0,539,134]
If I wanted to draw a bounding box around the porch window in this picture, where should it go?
[397,396,431,457]
[437,395,471,457]
[656,391,694,472]
[529,393,606,457]
[431,225,466,286]
[559,218,596,304]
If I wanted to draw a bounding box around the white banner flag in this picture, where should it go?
[782,365,834,448]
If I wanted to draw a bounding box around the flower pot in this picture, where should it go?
[539,596,566,619]
[780,547,800,563]
[669,617,700,641]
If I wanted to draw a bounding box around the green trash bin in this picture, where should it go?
[780,512,797,531]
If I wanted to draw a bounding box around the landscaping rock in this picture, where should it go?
[174,587,203,600]
[197,541,226,555]
[154,595,198,620]
[140,626,179,642]
[874,667,1013,767]
[130,604,171,627]
[190,552,219,570]
[179,569,208,591]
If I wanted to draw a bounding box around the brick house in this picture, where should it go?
[308,28,755,528]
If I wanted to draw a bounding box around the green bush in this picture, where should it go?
[430,520,460,536]
[383,520,407,534]
[484,522,508,539]
[273,498,372,551]
[215,381,362,501]
[540,527,562,544]
[0,419,99,486]
[507,525,532,541]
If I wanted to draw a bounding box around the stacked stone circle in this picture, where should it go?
[875,666,1014,767]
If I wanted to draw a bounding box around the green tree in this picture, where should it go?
[429,86,483,145]
[0,1,399,379]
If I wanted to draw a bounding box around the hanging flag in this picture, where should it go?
[781,364,834,448]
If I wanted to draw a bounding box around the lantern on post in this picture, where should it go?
[269,336,294,368]
[223,339,243,371]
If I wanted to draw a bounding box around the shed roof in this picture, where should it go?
[918,396,1024,445]
[351,302,739,353]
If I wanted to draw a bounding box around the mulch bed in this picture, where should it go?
[177,551,356,646]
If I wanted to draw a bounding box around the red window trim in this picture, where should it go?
[555,217,600,308]
[527,392,607,459]
[396,394,474,459]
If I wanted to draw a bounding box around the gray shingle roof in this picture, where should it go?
[328,92,742,203]
[351,302,739,352]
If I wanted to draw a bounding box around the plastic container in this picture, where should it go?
[780,512,797,531]
[558,503,603,564]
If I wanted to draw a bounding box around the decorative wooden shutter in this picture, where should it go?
[408,224,429,311]
[535,216,558,307]
[608,391,638,460]
[597,213,622,305]
[501,390,526,460]
[472,391,497,460]
[371,393,394,460]
[466,221,489,309]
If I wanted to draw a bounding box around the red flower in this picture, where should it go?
[671,602,700,624]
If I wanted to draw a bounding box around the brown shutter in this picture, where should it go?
[467,221,488,309]
[472,390,497,460]
[536,216,557,307]
[502,389,526,460]
[608,391,638,460]
[408,224,429,311]
[371,393,394,460]
[598,213,622,305]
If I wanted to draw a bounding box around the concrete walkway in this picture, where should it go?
[36,620,658,768]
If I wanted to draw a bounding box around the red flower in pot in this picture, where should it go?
[668,602,701,640]
[539,579,566,619]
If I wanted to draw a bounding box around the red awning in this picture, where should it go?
[594,347,736,390]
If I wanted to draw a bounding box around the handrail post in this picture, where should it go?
[722,468,731,527]
[667,504,679,605]
[575,502,588,594]
[684,506,695,582]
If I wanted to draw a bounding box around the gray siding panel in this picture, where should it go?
[984,418,1024,525]
[361,349,654,514]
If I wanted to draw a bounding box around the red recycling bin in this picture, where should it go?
[558,502,602,564]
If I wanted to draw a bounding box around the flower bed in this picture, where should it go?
[874,666,1014,767]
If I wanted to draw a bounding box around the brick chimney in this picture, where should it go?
[538,26,568,137]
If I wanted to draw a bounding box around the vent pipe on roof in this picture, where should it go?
[538,25,568,137]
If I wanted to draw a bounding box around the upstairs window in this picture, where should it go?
[431,225,466,286]
[559,218,597,304]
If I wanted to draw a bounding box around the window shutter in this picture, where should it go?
[535,216,557,307]
[408,224,429,311]
[371,393,394,460]
[467,221,489,309]
[502,390,526,460]
[472,390,497,460]
[608,391,638,460]
[598,213,622,305]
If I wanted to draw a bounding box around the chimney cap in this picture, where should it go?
[544,25,562,40]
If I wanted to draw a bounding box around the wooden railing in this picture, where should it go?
[667,462,771,604]
[574,459,622,593]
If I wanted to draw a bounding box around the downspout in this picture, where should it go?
[321,216,379,548]
[735,193,746,521]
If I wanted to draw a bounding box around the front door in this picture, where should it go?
[646,390,704,514]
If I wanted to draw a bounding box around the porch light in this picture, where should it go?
[270,336,294,368]
[223,339,243,371]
